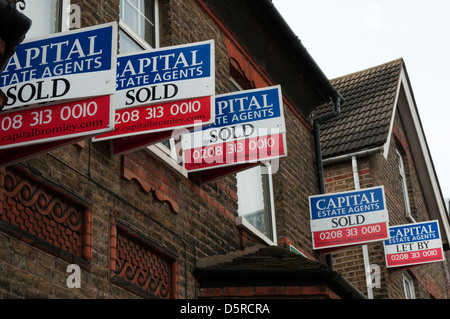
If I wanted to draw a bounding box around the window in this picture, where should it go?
[236,163,277,244]
[119,0,158,52]
[231,79,277,245]
[397,149,414,221]
[403,273,415,299]
[17,0,69,39]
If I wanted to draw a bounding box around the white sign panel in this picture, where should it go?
[0,22,117,110]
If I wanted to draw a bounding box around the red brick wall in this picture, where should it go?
[110,216,179,299]
[323,158,373,296]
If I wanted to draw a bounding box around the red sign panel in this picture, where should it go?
[183,133,286,172]
[312,221,389,249]
[93,95,213,142]
[385,249,444,268]
[0,95,113,149]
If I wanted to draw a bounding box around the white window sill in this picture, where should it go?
[146,144,188,179]
[235,216,276,246]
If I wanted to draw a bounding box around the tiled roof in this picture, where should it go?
[314,59,404,159]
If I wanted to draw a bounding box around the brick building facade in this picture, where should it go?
[0,0,356,299]
[318,59,450,299]
[0,0,448,300]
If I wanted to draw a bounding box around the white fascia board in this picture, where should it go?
[396,68,450,247]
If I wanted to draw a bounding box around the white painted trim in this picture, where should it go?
[403,272,416,299]
[119,0,159,49]
[265,163,278,245]
[61,0,71,32]
[235,216,276,246]
[146,144,188,179]
[382,69,403,159]
[397,68,450,245]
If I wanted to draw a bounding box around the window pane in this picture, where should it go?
[143,0,155,45]
[120,0,156,48]
[403,278,412,299]
[19,0,61,39]
[123,1,139,31]
[119,29,144,54]
[237,166,273,239]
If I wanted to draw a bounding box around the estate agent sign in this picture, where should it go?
[0,23,117,154]
[93,40,215,143]
[384,220,444,268]
[0,23,116,110]
[309,186,389,250]
[181,86,287,174]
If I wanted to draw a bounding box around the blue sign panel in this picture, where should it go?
[385,220,440,245]
[116,42,212,91]
[0,23,117,110]
[2,26,112,79]
[204,85,282,129]
[309,186,386,220]
[115,40,214,109]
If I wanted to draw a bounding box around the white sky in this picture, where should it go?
[273,0,450,202]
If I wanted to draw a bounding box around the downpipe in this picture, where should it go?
[313,94,343,269]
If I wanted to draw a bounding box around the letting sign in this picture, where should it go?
[384,220,444,268]
[181,86,287,173]
[309,186,389,250]
[0,23,116,110]
[93,40,215,143]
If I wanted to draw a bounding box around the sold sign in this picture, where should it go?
[181,86,287,173]
[309,186,389,250]
[92,40,215,148]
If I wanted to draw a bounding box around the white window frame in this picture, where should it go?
[403,272,415,299]
[61,0,71,32]
[119,0,159,50]
[235,162,277,246]
[17,0,70,38]
[397,149,415,222]
[231,79,277,245]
